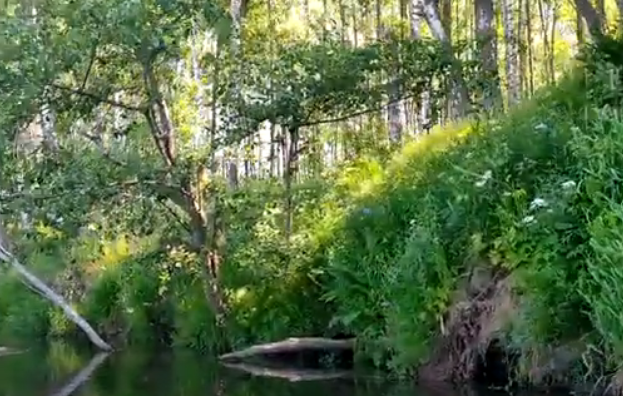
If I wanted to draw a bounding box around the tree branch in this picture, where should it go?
[300,92,416,128]
[80,37,100,91]
[50,83,147,112]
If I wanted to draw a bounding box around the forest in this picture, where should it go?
[3,0,623,391]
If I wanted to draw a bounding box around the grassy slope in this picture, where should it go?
[322,46,623,386]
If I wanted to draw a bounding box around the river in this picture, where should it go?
[0,343,567,396]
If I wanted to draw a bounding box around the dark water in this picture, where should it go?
[0,343,547,396]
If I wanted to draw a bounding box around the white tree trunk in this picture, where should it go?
[502,0,520,107]
[410,0,431,133]
[40,103,59,152]
[475,0,501,110]
[421,0,470,119]
[191,24,209,147]
[388,81,404,144]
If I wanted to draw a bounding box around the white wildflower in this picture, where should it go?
[529,197,548,210]
[561,180,577,191]
[534,123,548,131]
[521,215,536,225]
[475,170,493,187]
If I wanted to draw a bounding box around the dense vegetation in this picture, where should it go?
[4,0,623,391]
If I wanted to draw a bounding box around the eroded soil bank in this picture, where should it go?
[417,265,611,394]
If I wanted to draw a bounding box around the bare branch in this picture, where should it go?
[50,83,147,112]
[300,92,417,128]
[80,37,100,91]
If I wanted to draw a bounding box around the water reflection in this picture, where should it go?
[0,344,558,396]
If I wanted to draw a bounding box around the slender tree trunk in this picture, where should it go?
[475,0,501,110]
[550,2,557,82]
[575,0,603,34]
[526,0,534,95]
[597,0,606,23]
[411,0,431,133]
[40,102,59,152]
[502,0,520,107]
[518,0,525,93]
[440,0,454,120]
[375,0,403,143]
[283,126,299,239]
[230,0,243,187]
[421,0,470,119]
[577,5,585,48]
[267,0,278,177]
[27,3,59,153]
[339,0,347,43]
[191,23,208,147]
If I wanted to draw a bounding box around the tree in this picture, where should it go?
[502,0,520,107]
[419,0,470,119]
[475,0,501,110]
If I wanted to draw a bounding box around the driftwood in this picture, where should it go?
[222,362,352,382]
[219,337,355,362]
[0,224,112,351]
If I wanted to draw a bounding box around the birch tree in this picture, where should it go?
[475,0,501,110]
[502,0,520,107]
[420,0,470,119]
[410,0,431,132]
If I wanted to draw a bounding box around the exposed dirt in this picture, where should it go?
[417,265,518,385]
[416,264,598,392]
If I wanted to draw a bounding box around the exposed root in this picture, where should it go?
[418,266,517,384]
[605,368,623,396]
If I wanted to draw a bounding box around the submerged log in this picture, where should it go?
[222,362,352,382]
[219,337,355,362]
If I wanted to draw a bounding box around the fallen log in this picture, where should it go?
[0,224,112,351]
[222,362,352,382]
[219,337,355,362]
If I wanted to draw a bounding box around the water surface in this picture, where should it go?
[0,344,556,396]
